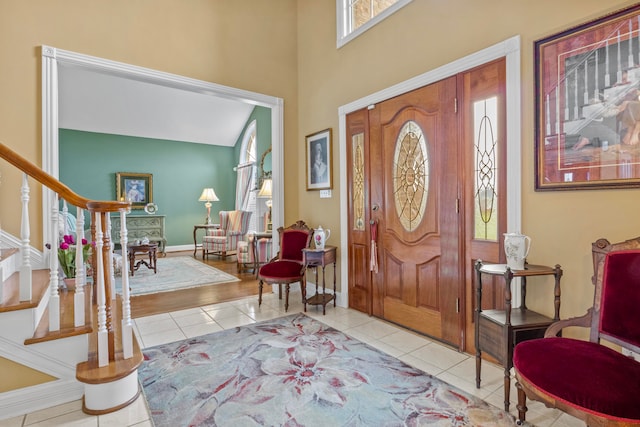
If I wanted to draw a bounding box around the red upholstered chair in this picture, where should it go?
[258,221,312,312]
[513,237,640,426]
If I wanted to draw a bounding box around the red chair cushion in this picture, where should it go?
[514,337,640,421]
[280,230,309,262]
[600,250,640,348]
[259,260,304,281]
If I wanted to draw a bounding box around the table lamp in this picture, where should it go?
[257,178,273,230]
[198,188,219,225]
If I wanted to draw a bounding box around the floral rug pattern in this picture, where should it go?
[140,314,514,426]
[115,256,239,296]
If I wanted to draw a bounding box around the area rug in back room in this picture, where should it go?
[114,256,239,296]
[139,313,514,426]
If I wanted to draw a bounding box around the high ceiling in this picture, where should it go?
[58,65,254,147]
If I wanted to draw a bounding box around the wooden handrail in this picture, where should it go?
[0,143,129,211]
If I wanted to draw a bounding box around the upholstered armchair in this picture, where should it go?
[202,210,252,259]
[513,237,640,426]
[237,233,273,275]
[258,221,313,312]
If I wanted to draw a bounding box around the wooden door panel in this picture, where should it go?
[371,77,461,346]
[346,108,371,314]
[348,242,370,311]
[417,259,440,310]
[462,58,507,352]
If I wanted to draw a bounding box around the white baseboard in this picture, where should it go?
[0,379,84,421]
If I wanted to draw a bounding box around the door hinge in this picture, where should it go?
[456,298,460,313]
[454,97,458,113]
[455,198,460,213]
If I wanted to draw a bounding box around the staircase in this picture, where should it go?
[0,143,143,420]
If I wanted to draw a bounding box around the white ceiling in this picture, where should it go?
[58,65,255,147]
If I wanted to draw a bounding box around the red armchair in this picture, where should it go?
[258,221,312,312]
[513,237,640,426]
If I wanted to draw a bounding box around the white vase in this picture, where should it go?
[314,226,331,249]
[504,233,531,270]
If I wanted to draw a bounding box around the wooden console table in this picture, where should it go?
[302,246,336,315]
[111,215,167,254]
[474,261,562,412]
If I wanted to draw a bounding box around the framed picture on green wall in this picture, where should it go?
[116,172,153,209]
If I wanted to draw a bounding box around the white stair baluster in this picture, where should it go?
[105,214,116,300]
[94,213,108,367]
[74,207,86,327]
[48,192,60,331]
[19,174,32,302]
[120,209,133,359]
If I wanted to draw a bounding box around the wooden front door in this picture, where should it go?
[371,77,461,345]
[346,60,506,349]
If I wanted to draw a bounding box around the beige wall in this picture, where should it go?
[2,0,639,392]
[0,0,299,244]
[0,0,297,392]
[295,0,640,328]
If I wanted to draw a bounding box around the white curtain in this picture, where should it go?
[235,163,255,211]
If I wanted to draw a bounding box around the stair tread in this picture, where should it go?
[0,269,50,312]
[77,294,143,384]
[24,283,94,344]
[0,248,19,259]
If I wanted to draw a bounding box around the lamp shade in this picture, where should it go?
[257,179,273,198]
[198,188,219,202]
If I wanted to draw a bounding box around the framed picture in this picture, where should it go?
[116,172,153,209]
[305,128,333,190]
[535,4,640,190]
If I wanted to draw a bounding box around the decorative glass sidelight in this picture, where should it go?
[353,133,365,230]
[393,120,428,232]
[474,97,499,241]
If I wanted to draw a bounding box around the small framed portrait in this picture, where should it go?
[116,172,153,209]
[305,128,333,190]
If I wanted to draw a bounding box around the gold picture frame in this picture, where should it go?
[116,172,153,209]
[535,4,640,190]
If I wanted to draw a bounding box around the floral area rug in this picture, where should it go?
[139,313,514,426]
[114,256,239,296]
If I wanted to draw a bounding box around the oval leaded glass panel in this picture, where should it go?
[393,120,428,232]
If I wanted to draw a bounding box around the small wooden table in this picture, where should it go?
[302,246,337,315]
[193,224,220,257]
[128,243,158,276]
[474,261,562,412]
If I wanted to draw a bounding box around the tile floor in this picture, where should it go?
[0,290,583,427]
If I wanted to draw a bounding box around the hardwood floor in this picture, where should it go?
[130,250,260,318]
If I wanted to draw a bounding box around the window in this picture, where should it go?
[473,97,499,241]
[337,0,412,48]
[237,120,258,232]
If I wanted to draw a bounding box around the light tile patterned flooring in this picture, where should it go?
[1,291,583,427]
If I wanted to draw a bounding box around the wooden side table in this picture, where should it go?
[128,243,159,276]
[193,224,220,257]
[302,246,337,315]
[474,261,562,412]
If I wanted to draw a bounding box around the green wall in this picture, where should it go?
[59,105,272,247]
[59,130,237,246]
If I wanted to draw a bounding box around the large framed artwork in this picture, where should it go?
[116,172,153,209]
[306,128,333,190]
[535,4,640,190]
